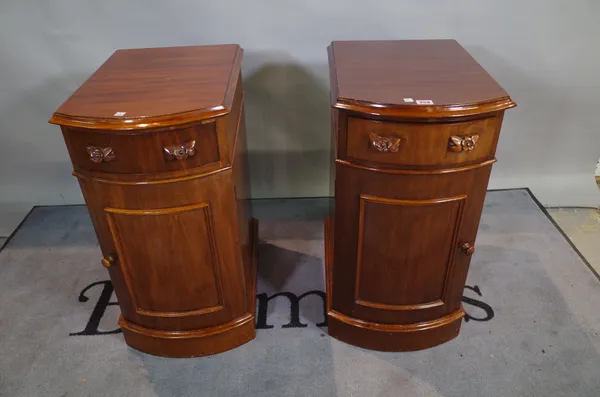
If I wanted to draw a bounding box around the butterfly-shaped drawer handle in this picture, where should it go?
[448,134,479,152]
[86,145,116,163]
[164,140,196,161]
[368,133,401,153]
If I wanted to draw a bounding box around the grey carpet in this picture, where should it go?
[1,189,599,396]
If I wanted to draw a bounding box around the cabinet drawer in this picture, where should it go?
[62,122,220,175]
[346,116,500,168]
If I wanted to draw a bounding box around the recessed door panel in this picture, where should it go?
[105,202,223,317]
[355,194,466,311]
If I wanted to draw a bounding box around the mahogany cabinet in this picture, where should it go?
[50,45,257,357]
[325,40,516,351]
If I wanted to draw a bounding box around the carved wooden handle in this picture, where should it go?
[461,242,475,256]
[164,140,196,161]
[86,145,116,163]
[369,132,401,153]
[101,254,117,268]
[448,134,479,152]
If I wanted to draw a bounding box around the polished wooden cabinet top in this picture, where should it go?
[328,40,516,118]
[49,44,243,130]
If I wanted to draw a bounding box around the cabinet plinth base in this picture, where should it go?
[327,309,464,352]
[119,314,255,358]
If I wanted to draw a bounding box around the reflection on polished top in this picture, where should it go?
[328,40,515,118]
[49,44,242,130]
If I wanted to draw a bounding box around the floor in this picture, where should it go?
[0,203,33,240]
[547,207,600,275]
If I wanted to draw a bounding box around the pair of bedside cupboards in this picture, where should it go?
[50,40,515,357]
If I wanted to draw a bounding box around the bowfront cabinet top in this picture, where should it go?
[49,44,243,130]
[328,40,515,118]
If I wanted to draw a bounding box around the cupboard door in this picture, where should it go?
[355,194,465,312]
[332,163,491,325]
[105,203,225,319]
[78,170,249,332]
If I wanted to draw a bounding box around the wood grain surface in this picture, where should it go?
[328,40,516,118]
[50,45,243,130]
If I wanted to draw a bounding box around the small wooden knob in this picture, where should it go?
[101,254,117,268]
[461,242,475,256]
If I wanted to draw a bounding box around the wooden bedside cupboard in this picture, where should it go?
[49,44,257,357]
[325,40,516,351]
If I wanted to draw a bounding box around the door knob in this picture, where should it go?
[101,254,117,268]
[460,242,475,256]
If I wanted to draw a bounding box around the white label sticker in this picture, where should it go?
[416,100,434,105]
[403,98,414,103]
[114,112,127,116]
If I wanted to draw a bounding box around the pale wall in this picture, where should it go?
[1,0,599,233]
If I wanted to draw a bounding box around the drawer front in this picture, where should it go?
[346,116,501,168]
[63,122,220,175]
